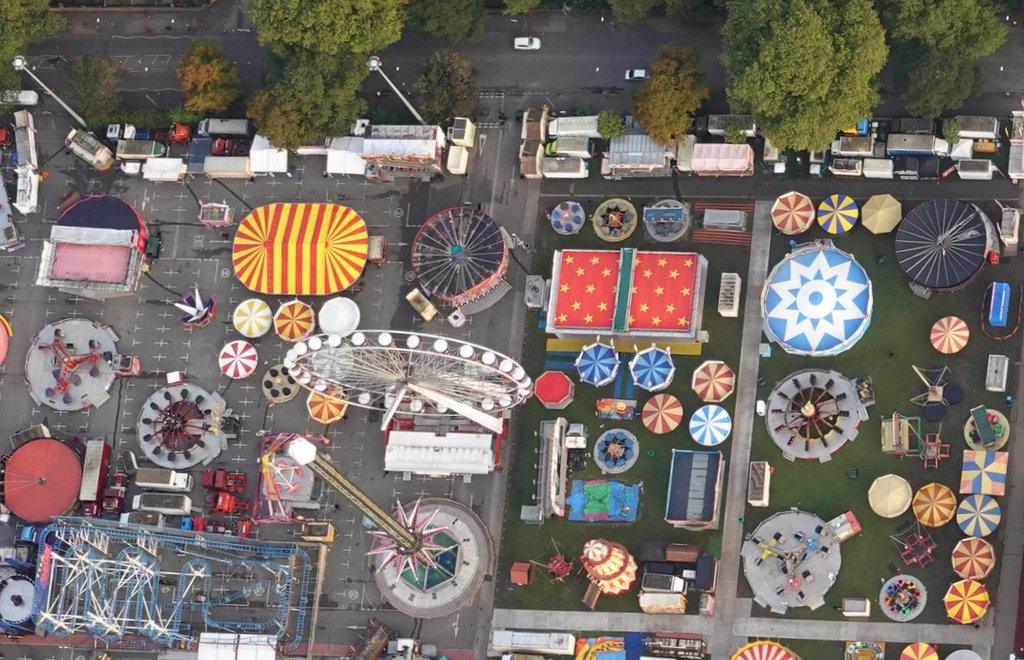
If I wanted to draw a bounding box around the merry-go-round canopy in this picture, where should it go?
[534,370,575,409]
[943,579,989,624]
[628,346,675,392]
[575,341,619,387]
[899,643,938,660]
[218,340,259,379]
[912,482,957,527]
[306,389,347,424]
[817,194,859,234]
[960,449,1008,496]
[868,474,912,518]
[691,359,735,402]
[411,206,509,307]
[232,297,272,338]
[861,194,902,234]
[689,404,732,446]
[318,297,360,336]
[895,200,994,292]
[642,394,683,434]
[761,242,872,357]
[274,299,316,342]
[232,203,368,296]
[771,191,815,235]
[951,536,995,580]
[731,640,801,660]
[956,493,1002,537]
[581,539,637,595]
[550,200,586,235]
[930,316,970,354]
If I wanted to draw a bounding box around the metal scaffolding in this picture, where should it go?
[34,518,322,652]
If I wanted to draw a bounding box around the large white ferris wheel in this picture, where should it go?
[284,330,532,432]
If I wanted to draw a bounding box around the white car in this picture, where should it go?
[625,68,648,81]
[514,37,541,50]
[0,90,39,106]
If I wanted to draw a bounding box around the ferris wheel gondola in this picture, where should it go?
[285,330,532,433]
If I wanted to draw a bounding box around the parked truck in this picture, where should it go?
[65,129,115,170]
[132,493,192,515]
[197,118,251,137]
[115,139,166,160]
[134,467,194,492]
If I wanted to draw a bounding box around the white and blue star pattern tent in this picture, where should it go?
[761,241,873,357]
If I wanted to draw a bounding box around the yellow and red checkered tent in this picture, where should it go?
[232,203,368,296]
[943,579,989,624]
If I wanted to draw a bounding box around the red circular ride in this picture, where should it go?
[3,438,83,522]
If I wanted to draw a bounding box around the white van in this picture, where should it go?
[0,91,39,106]
[197,118,251,137]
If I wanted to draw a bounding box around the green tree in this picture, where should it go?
[243,0,404,55]
[722,0,887,151]
[176,41,240,113]
[415,50,478,123]
[666,0,726,24]
[0,0,64,94]
[942,118,961,144]
[63,56,124,125]
[723,122,747,143]
[597,110,625,139]
[609,0,664,22]
[879,0,1004,116]
[503,0,541,13]
[408,0,485,43]
[880,0,1005,56]
[247,51,367,149]
[895,47,980,118]
[631,45,708,144]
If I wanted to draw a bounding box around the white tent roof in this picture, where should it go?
[384,430,493,476]
[326,137,366,175]
[249,135,288,174]
[197,633,278,660]
[691,143,754,173]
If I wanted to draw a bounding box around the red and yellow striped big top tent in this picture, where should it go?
[232,203,369,296]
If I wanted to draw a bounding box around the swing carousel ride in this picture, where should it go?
[765,369,866,461]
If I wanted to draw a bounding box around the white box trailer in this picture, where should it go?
[833,136,873,157]
[540,156,588,179]
[134,467,194,492]
[886,134,948,156]
[203,156,252,179]
[13,110,37,170]
[549,136,592,158]
[446,145,468,175]
[952,115,999,139]
[548,115,600,138]
[132,493,192,515]
[829,157,863,176]
[957,159,997,180]
[142,157,187,182]
[490,631,576,656]
[66,129,115,171]
[862,158,894,179]
[13,166,37,216]
[639,591,687,614]
[326,137,367,176]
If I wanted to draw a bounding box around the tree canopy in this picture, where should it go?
[414,50,478,123]
[722,0,887,151]
[243,0,404,55]
[609,0,664,22]
[177,41,240,114]
[408,0,485,43]
[598,110,625,139]
[879,0,1004,117]
[503,0,541,13]
[247,51,366,149]
[0,0,64,92]
[63,56,123,125]
[631,45,708,144]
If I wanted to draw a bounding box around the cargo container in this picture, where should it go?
[956,159,997,180]
[447,146,469,175]
[203,156,252,179]
[639,591,687,614]
[490,630,576,656]
[951,115,999,140]
[833,135,874,157]
[547,136,591,158]
[142,157,187,182]
[886,134,948,156]
[65,129,114,170]
[547,115,599,138]
[78,440,111,509]
[132,493,192,515]
[540,156,587,179]
[115,139,166,160]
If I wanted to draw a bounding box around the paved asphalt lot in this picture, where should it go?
[0,96,531,658]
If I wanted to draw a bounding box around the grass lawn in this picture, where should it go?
[495,197,751,612]
[743,211,1018,626]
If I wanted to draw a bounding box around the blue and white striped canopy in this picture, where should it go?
[762,243,873,356]
[689,404,732,446]
[575,341,619,387]
[628,346,675,392]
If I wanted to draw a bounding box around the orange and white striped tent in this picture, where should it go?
[232,203,369,296]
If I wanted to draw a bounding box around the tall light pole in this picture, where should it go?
[12,54,87,128]
[367,55,426,126]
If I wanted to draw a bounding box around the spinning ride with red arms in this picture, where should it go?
[39,330,110,401]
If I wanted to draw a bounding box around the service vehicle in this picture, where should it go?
[513,37,541,50]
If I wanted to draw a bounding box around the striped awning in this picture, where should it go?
[232,203,368,295]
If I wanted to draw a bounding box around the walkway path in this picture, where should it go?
[705,200,774,656]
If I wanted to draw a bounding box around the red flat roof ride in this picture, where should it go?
[51,243,132,283]
[3,438,83,523]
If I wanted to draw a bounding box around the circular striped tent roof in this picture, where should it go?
[232,203,368,295]
[731,640,800,660]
